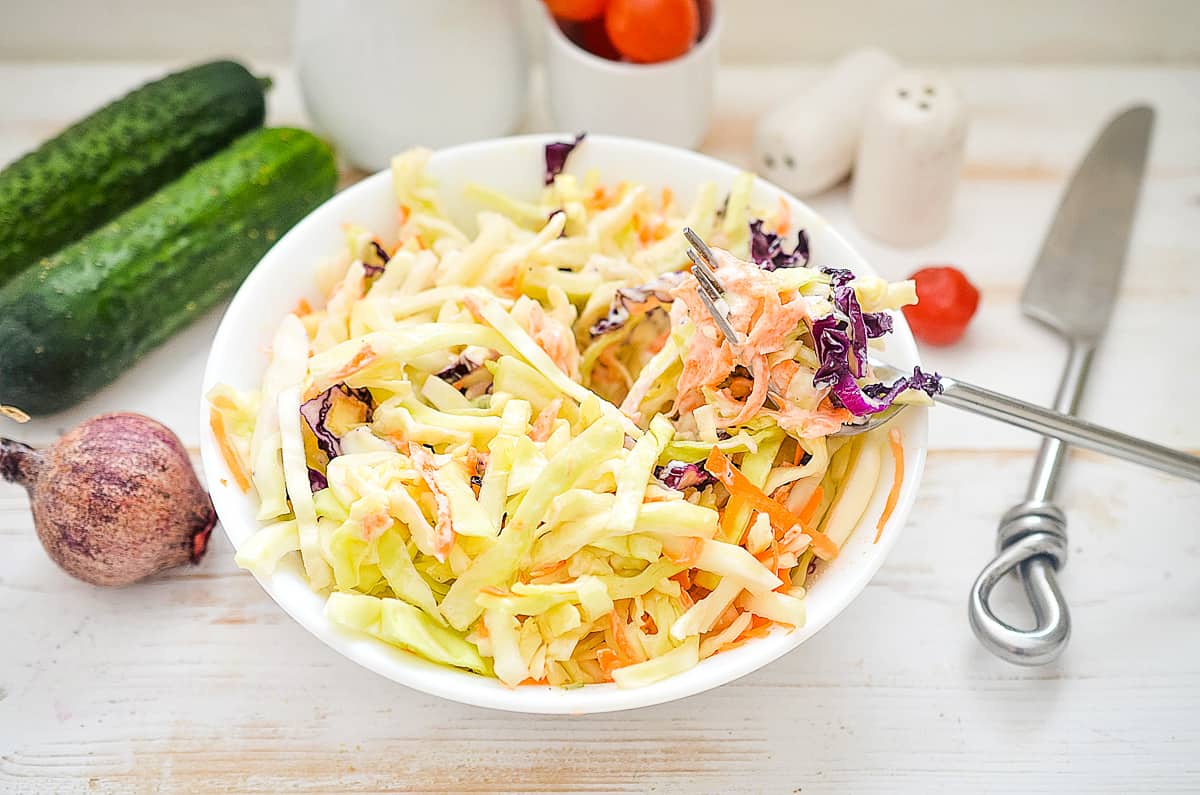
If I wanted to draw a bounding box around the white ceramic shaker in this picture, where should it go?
[294,0,529,171]
[753,48,900,197]
[850,70,968,247]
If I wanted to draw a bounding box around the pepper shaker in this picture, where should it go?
[754,48,900,197]
[851,70,968,247]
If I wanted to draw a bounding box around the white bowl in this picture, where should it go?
[542,2,721,149]
[200,134,928,714]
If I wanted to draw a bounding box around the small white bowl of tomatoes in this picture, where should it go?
[541,0,720,149]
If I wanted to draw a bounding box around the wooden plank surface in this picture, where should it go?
[1,62,1198,793]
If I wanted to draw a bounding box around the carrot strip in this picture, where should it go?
[663,537,703,566]
[797,485,825,527]
[705,447,839,561]
[610,611,646,664]
[720,495,746,540]
[670,570,692,592]
[596,648,622,679]
[530,398,562,442]
[528,559,567,578]
[773,196,791,234]
[209,408,250,492]
[875,428,905,543]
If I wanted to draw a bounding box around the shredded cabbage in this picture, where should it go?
[211,147,927,689]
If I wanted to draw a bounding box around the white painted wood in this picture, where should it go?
[1,62,1198,793]
[2,0,1200,65]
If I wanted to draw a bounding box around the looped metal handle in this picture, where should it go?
[968,500,1071,665]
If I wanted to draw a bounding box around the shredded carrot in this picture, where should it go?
[408,443,455,560]
[528,559,568,578]
[660,186,674,210]
[640,612,658,634]
[727,376,754,399]
[209,408,250,492]
[720,495,746,540]
[663,537,703,566]
[398,205,411,225]
[705,447,839,561]
[792,441,806,466]
[307,344,377,399]
[719,620,776,653]
[530,398,563,442]
[292,297,313,317]
[670,570,692,591]
[517,677,549,686]
[610,612,647,664]
[208,393,240,413]
[710,605,740,634]
[773,196,792,235]
[797,485,824,526]
[596,648,621,679]
[875,428,905,543]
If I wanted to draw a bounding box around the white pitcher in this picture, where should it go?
[294,0,529,171]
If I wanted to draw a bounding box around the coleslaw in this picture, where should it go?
[208,140,937,688]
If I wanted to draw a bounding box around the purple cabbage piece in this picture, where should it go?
[544,133,586,186]
[821,267,896,372]
[435,354,481,385]
[810,316,942,417]
[863,312,893,338]
[655,461,717,491]
[748,219,809,271]
[589,272,685,336]
[308,468,329,492]
[300,384,375,459]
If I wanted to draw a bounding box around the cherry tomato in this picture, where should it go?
[546,0,608,21]
[577,17,622,60]
[605,0,700,64]
[902,266,980,346]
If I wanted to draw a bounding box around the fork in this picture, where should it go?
[682,228,1200,481]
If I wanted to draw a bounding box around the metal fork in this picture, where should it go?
[681,227,1200,481]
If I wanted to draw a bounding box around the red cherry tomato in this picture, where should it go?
[902,266,980,346]
[577,17,622,60]
[546,0,608,21]
[605,0,700,64]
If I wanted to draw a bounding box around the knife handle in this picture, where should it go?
[967,499,1070,665]
[967,343,1091,665]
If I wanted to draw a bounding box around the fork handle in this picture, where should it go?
[934,375,1200,481]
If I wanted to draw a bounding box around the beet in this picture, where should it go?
[0,413,215,586]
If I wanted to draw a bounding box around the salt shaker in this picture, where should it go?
[851,71,968,247]
[754,48,900,197]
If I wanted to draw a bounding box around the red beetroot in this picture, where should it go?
[0,413,215,586]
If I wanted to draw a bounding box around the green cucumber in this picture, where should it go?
[0,60,268,285]
[0,127,337,415]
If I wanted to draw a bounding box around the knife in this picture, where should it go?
[967,105,1155,665]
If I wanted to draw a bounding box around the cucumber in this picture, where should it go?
[0,127,337,415]
[0,60,268,285]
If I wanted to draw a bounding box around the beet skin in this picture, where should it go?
[0,413,216,586]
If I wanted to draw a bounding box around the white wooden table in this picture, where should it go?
[1,62,1198,793]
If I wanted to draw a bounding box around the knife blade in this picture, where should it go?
[969,105,1155,666]
[1021,105,1154,342]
